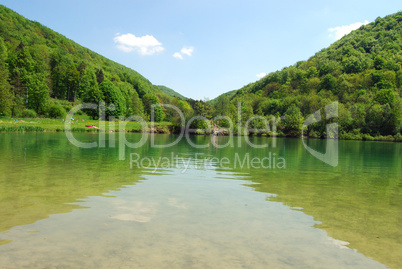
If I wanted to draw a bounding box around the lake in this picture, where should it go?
[0,133,400,268]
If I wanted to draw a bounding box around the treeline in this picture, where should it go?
[0,5,401,141]
[0,5,180,121]
[208,12,402,140]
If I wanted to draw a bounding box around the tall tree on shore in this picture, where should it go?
[0,38,13,116]
[99,80,126,117]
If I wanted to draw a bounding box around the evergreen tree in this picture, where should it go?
[99,80,126,117]
[0,37,13,116]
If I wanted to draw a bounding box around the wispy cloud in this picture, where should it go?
[173,52,183,60]
[114,33,164,55]
[173,46,194,60]
[256,72,267,79]
[328,20,369,40]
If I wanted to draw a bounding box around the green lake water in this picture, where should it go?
[0,133,400,268]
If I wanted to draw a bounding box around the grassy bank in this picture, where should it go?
[0,117,172,133]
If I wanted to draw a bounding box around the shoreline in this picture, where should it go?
[0,125,400,143]
[0,118,400,142]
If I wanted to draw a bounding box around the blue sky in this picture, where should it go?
[0,0,400,100]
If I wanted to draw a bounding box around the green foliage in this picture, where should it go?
[320,74,337,93]
[151,105,164,122]
[47,101,66,118]
[25,73,49,114]
[343,56,365,74]
[190,120,209,130]
[284,104,304,136]
[306,66,318,78]
[82,84,103,119]
[0,37,13,116]
[374,56,386,70]
[0,125,44,132]
[131,88,144,117]
[340,129,363,140]
[396,69,402,88]
[177,100,193,116]
[95,69,104,85]
[21,109,37,118]
[193,100,213,118]
[213,95,231,116]
[157,85,187,99]
[0,74,12,116]
[262,82,281,96]
[374,88,396,106]
[338,103,353,133]
[99,80,126,117]
[142,93,164,122]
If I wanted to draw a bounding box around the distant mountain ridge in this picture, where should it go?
[157,85,187,100]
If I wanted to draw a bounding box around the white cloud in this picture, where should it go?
[173,46,194,59]
[114,33,165,55]
[173,52,183,60]
[256,72,267,79]
[329,20,369,40]
[181,46,194,56]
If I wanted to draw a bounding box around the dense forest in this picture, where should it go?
[0,5,185,122]
[0,5,401,140]
[210,12,402,140]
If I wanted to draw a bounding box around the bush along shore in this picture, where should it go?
[188,126,401,142]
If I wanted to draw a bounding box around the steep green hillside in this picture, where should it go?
[0,5,179,121]
[212,12,402,139]
[209,89,237,106]
[157,85,187,100]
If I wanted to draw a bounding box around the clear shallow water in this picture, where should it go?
[0,133,400,268]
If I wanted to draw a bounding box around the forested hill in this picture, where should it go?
[0,4,401,139]
[211,11,402,139]
[0,4,182,120]
[157,85,187,100]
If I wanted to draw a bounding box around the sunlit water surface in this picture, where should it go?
[0,133,400,268]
